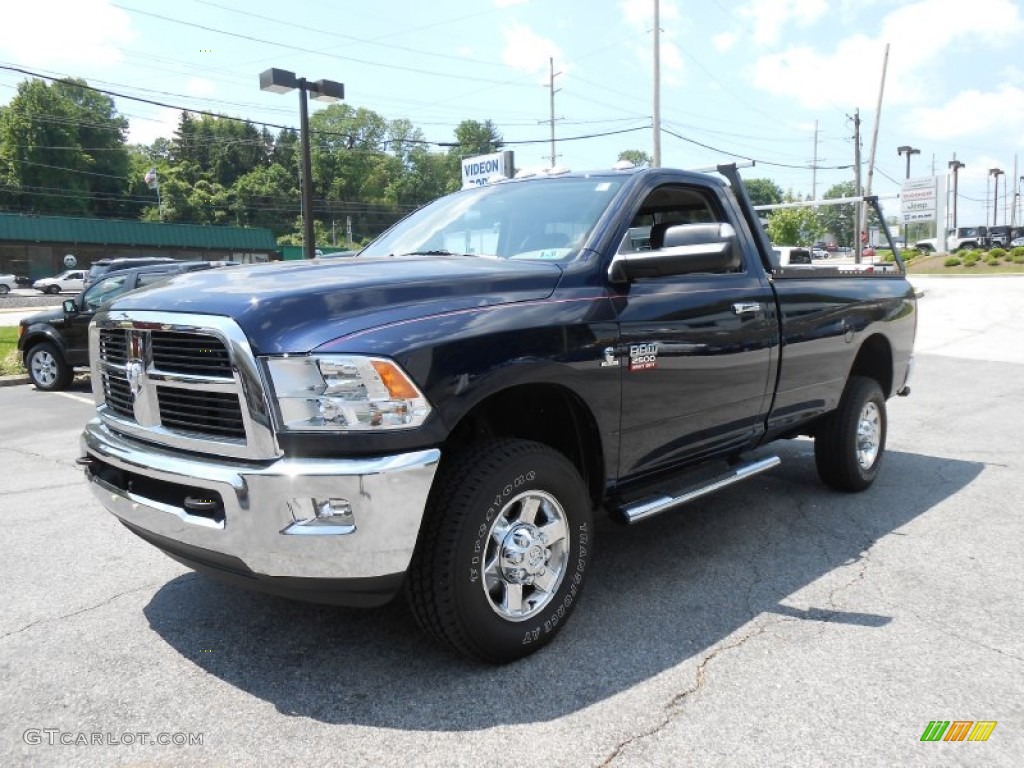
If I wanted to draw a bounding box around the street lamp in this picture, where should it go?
[259,68,345,259]
[989,168,1004,228]
[948,159,965,231]
[897,145,920,179]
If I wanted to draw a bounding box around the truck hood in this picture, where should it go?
[108,256,563,354]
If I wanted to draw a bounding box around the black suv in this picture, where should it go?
[18,262,218,390]
[85,256,181,289]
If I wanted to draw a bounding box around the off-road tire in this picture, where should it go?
[406,439,593,663]
[814,375,887,492]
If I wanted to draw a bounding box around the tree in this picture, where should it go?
[0,77,129,216]
[744,178,784,208]
[818,182,857,247]
[617,149,651,167]
[450,119,503,158]
[766,204,824,246]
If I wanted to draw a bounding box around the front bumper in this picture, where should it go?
[80,419,440,603]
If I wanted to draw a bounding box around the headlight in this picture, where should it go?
[265,354,432,431]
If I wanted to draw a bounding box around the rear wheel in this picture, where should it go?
[0,284,9,295]
[406,439,593,663]
[26,343,72,391]
[814,376,887,491]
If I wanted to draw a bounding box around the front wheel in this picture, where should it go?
[26,343,72,391]
[46,285,60,295]
[814,376,887,491]
[0,284,9,295]
[406,439,593,663]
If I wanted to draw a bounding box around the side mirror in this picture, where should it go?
[62,298,78,314]
[609,222,741,282]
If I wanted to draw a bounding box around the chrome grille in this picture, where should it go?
[90,311,279,460]
[102,370,134,419]
[157,388,245,439]
[99,329,128,365]
[151,331,233,377]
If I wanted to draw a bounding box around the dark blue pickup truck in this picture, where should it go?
[78,165,915,662]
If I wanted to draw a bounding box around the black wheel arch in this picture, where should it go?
[847,333,894,397]
[441,381,606,510]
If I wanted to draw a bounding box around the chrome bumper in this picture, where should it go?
[80,419,440,580]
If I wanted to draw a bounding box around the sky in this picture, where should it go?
[2,0,1023,229]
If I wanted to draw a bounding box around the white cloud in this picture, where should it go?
[0,0,134,69]
[713,32,739,53]
[749,0,1024,110]
[738,0,828,46]
[501,22,566,78]
[127,106,182,146]
[185,77,217,98]
[906,85,1024,141]
[618,0,686,86]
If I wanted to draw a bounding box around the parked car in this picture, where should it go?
[0,273,16,295]
[32,269,86,295]
[1010,236,1024,248]
[85,256,180,289]
[18,262,221,390]
[772,246,812,265]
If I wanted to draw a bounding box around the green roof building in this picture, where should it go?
[0,212,278,279]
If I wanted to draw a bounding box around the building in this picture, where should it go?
[0,212,278,280]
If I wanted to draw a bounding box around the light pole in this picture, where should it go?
[259,68,344,259]
[948,159,965,231]
[897,145,920,179]
[989,168,1004,228]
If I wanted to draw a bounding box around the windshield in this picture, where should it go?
[361,177,625,261]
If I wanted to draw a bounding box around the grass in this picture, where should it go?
[906,253,1024,275]
[0,326,25,376]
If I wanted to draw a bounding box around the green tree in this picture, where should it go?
[0,77,129,216]
[450,119,503,157]
[744,178,784,208]
[817,181,856,247]
[618,149,652,167]
[766,204,824,246]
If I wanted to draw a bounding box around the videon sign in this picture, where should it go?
[461,151,514,187]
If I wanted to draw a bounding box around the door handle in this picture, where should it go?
[732,302,763,316]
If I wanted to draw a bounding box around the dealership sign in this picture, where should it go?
[901,176,939,222]
[461,151,515,187]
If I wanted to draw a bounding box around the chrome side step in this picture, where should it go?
[612,456,781,525]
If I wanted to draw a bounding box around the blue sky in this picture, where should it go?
[2,0,1023,227]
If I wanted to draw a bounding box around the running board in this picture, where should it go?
[612,456,781,525]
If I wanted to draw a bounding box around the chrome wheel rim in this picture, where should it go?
[31,351,58,387]
[856,401,881,469]
[482,490,570,622]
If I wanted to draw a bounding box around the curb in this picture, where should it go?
[0,374,29,387]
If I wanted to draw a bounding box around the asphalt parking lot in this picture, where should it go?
[0,276,1021,767]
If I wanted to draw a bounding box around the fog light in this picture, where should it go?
[283,497,356,536]
[316,497,354,522]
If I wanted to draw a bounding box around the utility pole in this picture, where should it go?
[853,108,862,263]
[811,120,818,200]
[544,57,562,167]
[652,0,661,167]
[948,156,965,231]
